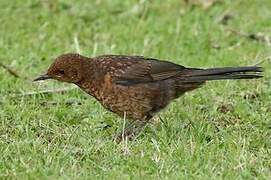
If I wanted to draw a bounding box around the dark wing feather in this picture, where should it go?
[147,59,186,80]
[98,56,185,85]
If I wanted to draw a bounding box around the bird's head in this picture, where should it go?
[34,53,89,83]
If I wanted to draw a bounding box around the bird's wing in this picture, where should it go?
[96,55,187,85]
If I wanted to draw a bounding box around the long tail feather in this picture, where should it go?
[183,66,263,82]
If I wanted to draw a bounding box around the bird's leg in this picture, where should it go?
[113,120,140,143]
[113,116,151,143]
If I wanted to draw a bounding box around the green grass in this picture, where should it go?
[0,0,271,179]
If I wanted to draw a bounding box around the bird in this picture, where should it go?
[34,53,263,141]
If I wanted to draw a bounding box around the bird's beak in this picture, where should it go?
[33,74,52,81]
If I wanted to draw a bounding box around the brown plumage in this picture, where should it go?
[34,53,263,140]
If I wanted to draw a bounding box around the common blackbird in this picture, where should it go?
[34,53,262,140]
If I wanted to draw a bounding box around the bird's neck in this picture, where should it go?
[76,80,100,98]
[75,60,104,98]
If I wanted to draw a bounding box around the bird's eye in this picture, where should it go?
[59,70,65,74]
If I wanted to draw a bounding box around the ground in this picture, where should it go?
[0,0,270,179]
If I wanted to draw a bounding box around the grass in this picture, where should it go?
[0,0,270,179]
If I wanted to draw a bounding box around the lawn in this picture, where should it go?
[0,0,270,179]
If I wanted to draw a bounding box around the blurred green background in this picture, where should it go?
[0,0,270,179]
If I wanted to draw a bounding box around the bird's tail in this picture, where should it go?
[182,66,263,82]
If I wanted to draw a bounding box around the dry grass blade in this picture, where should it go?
[0,62,27,79]
[254,55,271,66]
[12,87,77,97]
[184,0,218,9]
[226,28,271,46]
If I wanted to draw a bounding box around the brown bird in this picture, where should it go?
[34,53,262,140]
